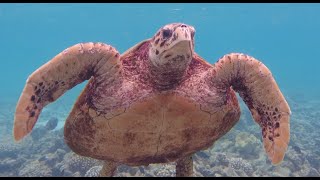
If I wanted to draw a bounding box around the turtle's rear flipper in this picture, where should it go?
[14,43,121,141]
[176,155,193,177]
[99,161,119,177]
[212,53,291,165]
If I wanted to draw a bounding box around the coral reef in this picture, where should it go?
[234,131,261,159]
[19,160,52,177]
[45,117,58,131]
[148,163,175,177]
[31,117,58,141]
[85,166,102,177]
[229,157,254,175]
[58,152,101,176]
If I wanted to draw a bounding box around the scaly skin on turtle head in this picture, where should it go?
[148,23,195,71]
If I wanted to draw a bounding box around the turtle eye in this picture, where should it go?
[162,29,172,39]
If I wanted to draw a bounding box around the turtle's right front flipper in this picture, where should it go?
[14,42,121,141]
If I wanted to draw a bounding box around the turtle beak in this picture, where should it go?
[176,23,195,51]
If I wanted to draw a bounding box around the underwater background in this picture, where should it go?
[0,3,319,177]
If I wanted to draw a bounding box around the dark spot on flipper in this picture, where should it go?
[275,122,280,128]
[275,107,278,112]
[34,86,38,90]
[55,81,58,85]
[156,50,159,55]
[268,136,273,141]
[164,54,172,58]
[275,133,280,137]
[30,111,35,118]
[37,98,41,103]
[34,105,37,110]
[273,112,276,115]
[39,82,43,86]
[262,128,267,138]
[35,89,41,95]
[31,95,35,102]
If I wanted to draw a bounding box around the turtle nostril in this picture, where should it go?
[181,24,187,28]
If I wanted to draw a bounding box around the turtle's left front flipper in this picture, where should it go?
[209,53,291,165]
[14,42,121,141]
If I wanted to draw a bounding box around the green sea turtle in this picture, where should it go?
[14,23,291,177]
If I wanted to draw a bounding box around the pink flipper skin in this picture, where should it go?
[211,53,291,165]
[14,42,121,141]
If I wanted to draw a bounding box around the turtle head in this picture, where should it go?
[149,23,195,70]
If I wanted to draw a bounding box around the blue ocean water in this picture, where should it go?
[0,3,319,177]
